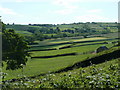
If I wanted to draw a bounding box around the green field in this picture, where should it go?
[30,43,113,57]
[3,54,93,80]
[2,14,119,89]
[31,37,108,46]
[2,47,120,88]
[2,33,120,89]
[29,37,117,50]
[2,37,118,80]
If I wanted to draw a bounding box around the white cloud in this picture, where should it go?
[75,14,117,22]
[0,5,24,18]
[53,0,79,8]
[52,0,119,6]
[87,9,102,13]
[52,0,118,15]
[54,7,77,15]
[52,0,79,15]
[0,6,17,15]
[54,9,73,15]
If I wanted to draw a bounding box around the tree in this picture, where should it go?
[2,27,29,70]
[24,35,35,44]
[82,24,91,32]
[56,27,60,33]
[33,30,44,41]
[1,22,6,32]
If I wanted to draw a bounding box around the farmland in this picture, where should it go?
[2,45,120,88]
[2,22,120,89]
[2,36,119,80]
[5,22,118,42]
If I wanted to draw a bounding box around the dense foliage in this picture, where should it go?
[2,23,29,70]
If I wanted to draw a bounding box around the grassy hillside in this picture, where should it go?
[2,22,119,89]
[2,46,120,88]
[2,37,118,79]
[2,39,119,80]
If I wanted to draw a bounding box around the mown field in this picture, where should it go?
[29,37,116,51]
[30,37,108,46]
[2,37,118,80]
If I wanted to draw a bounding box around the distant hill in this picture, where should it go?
[5,22,118,42]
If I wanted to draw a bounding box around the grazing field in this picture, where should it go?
[69,37,107,42]
[2,14,119,89]
[30,43,113,57]
[2,37,118,80]
[32,37,108,46]
[2,48,120,88]
[29,41,118,52]
[29,37,117,51]
[3,54,93,80]
[98,32,119,38]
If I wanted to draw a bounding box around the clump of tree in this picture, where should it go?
[2,23,30,70]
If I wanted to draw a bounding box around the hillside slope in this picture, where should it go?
[2,46,120,88]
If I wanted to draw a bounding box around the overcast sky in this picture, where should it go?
[0,0,119,24]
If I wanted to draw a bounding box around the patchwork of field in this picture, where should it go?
[2,21,119,89]
[30,37,108,46]
[2,37,119,80]
[30,44,113,57]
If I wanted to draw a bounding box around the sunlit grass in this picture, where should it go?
[30,43,113,57]
[3,54,93,80]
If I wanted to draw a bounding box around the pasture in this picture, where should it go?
[2,54,93,80]
[30,43,113,57]
[2,22,119,89]
[31,37,108,46]
[2,49,120,88]
[2,37,118,80]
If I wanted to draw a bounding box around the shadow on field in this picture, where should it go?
[28,42,108,52]
[4,47,120,83]
[54,49,120,73]
[28,48,56,52]
[73,42,108,47]
[31,52,77,58]
[29,38,118,48]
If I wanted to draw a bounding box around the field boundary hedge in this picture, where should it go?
[4,47,120,83]
[29,38,118,48]
[54,49,120,73]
